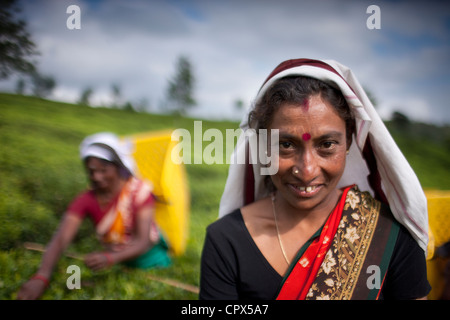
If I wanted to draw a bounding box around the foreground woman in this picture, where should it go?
[200,59,430,300]
[17,132,170,300]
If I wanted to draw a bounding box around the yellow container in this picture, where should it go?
[425,190,450,300]
[129,130,190,257]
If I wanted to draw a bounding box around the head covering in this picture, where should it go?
[219,58,428,252]
[80,132,136,176]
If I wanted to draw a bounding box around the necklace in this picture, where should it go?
[271,193,291,266]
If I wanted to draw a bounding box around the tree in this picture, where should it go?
[391,110,411,132]
[111,83,122,108]
[78,87,94,106]
[15,77,25,94]
[391,110,410,126]
[31,71,56,98]
[166,55,196,115]
[234,98,244,111]
[0,0,38,79]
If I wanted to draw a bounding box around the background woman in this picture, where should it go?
[17,132,170,300]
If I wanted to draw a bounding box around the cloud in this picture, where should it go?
[4,0,450,124]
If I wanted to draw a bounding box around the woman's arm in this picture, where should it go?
[17,213,83,300]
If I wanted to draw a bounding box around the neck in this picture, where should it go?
[273,188,341,229]
[95,178,127,198]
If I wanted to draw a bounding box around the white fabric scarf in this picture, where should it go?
[218,59,428,252]
[80,132,136,176]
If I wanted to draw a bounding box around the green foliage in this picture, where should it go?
[385,120,450,189]
[0,92,448,299]
[0,93,229,299]
[0,0,38,79]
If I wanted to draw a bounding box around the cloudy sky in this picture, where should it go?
[4,0,450,124]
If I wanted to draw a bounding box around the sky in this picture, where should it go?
[3,0,450,124]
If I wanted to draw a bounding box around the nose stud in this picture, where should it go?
[293,167,299,174]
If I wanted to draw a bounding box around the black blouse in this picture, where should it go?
[199,209,431,300]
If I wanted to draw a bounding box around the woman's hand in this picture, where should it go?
[16,276,48,300]
[84,252,114,271]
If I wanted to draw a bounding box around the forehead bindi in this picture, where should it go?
[302,132,311,141]
[270,97,346,141]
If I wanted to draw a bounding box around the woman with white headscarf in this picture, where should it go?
[200,59,430,300]
[17,132,170,300]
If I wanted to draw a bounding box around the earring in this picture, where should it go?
[346,150,350,155]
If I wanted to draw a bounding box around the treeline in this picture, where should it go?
[1,1,197,115]
[386,111,450,150]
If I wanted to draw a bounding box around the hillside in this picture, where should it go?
[0,93,448,299]
[0,93,234,299]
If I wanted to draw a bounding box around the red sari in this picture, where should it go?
[276,186,351,300]
[276,185,399,300]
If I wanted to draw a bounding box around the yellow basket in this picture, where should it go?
[128,130,190,257]
[425,190,450,300]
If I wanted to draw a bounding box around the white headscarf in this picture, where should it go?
[80,132,136,176]
[219,58,428,252]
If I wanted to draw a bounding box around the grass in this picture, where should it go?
[0,93,234,299]
[0,93,448,299]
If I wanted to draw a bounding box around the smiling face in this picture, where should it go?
[268,94,348,213]
[85,157,121,192]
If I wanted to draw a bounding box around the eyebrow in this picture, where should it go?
[279,130,344,141]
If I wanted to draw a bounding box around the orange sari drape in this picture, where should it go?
[95,177,157,248]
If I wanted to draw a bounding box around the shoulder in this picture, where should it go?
[76,189,96,200]
[352,186,425,265]
[381,223,431,299]
[68,190,96,209]
[204,209,259,256]
[349,186,395,221]
[66,190,96,218]
[206,209,244,237]
[207,196,272,238]
[350,186,431,298]
[202,210,246,270]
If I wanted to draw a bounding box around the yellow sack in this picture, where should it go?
[425,190,450,300]
[129,130,190,256]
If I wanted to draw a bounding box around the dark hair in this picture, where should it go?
[249,76,355,147]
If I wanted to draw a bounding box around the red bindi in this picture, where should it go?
[302,133,311,141]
